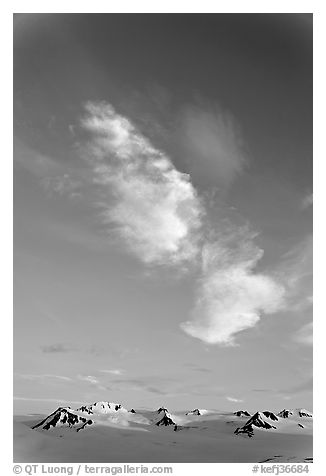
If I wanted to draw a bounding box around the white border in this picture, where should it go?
[4,4,324,475]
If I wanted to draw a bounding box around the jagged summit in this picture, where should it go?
[234,411,277,437]
[278,408,313,418]
[156,412,176,427]
[31,402,313,439]
[234,410,251,417]
[76,401,127,414]
[298,409,313,418]
[77,405,93,415]
[278,409,294,418]
[262,411,278,421]
[33,401,129,433]
[32,407,93,431]
[245,411,278,429]
[186,408,201,416]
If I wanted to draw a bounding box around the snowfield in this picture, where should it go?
[13,403,313,463]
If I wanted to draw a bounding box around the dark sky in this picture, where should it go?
[14,14,312,414]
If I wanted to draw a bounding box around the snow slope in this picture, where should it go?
[13,403,313,463]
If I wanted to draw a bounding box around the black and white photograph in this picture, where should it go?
[13,12,313,465]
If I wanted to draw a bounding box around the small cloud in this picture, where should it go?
[226,396,244,403]
[191,367,211,373]
[41,343,76,353]
[14,396,84,404]
[99,369,124,375]
[252,388,271,393]
[77,375,107,391]
[68,124,76,136]
[40,342,110,356]
[293,322,313,346]
[181,227,285,345]
[15,373,72,381]
[301,192,313,210]
[184,363,211,373]
[47,115,57,131]
[78,375,99,385]
[41,174,81,199]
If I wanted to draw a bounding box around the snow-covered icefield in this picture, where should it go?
[13,403,313,463]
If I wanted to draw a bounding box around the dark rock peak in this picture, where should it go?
[186,409,201,415]
[77,402,125,413]
[234,426,254,437]
[234,411,277,437]
[77,405,93,414]
[156,414,176,427]
[76,419,94,432]
[248,412,277,429]
[234,410,251,417]
[32,407,93,431]
[129,409,136,413]
[262,411,279,421]
[278,409,294,418]
[157,407,169,413]
[298,410,312,418]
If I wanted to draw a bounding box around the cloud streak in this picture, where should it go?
[15,373,72,381]
[99,369,124,375]
[77,375,106,391]
[277,235,312,313]
[41,174,81,199]
[14,396,85,404]
[226,396,244,403]
[41,343,77,353]
[293,322,313,346]
[301,192,313,210]
[78,375,100,385]
[79,101,203,266]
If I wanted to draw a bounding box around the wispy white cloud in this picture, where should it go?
[14,396,84,404]
[293,322,313,346]
[301,192,313,210]
[29,99,307,348]
[14,138,59,178]
[78,375,99,385]
[77,374,106,391]
[226,396,244,403]
[277,235,312,312]
[178,105,247,187]
[79,101,203,266]
[14,138,84,201]
[79,101,287,346]
[41,174,81,199]
[181,227,285,345]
